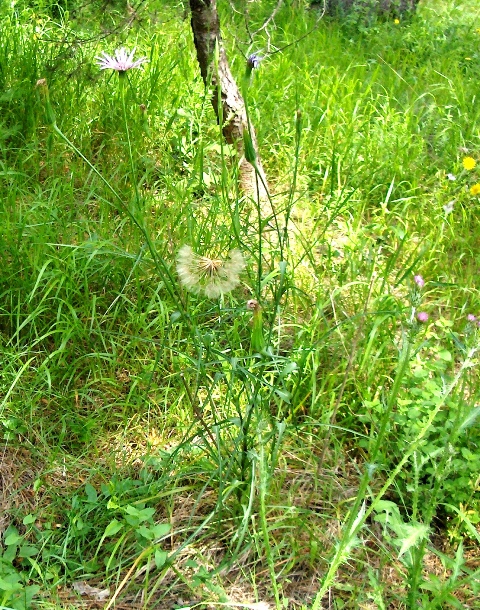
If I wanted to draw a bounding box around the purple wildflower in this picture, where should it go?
[247,53,262,70]
[467,314,477,322]
[95,48,149,73]
[417,312,429,323]
[414,275,425,289]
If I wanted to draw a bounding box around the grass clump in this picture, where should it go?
[1,0,480,608]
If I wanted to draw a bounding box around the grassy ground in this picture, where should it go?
[1,0,480,608]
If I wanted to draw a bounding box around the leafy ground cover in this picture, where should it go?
[1,0,480,607]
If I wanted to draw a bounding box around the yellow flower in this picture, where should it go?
[470,183,480,196]
[394,18,400,24]
[463,157,476,170]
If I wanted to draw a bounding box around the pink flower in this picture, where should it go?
[467,314,477,322]
[417,312,429,323]
[414,275,425,288]
[96,48,149,73]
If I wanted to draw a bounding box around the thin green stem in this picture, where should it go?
[259,439,281,608]
[119,74,142,209]
[283,108,302,253]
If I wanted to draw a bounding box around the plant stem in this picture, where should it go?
[119,74,142,209]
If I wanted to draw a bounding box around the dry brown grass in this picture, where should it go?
[2,432,480,609]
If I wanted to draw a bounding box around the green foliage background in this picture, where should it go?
[0,0,480,607]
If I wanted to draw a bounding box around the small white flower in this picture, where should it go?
[95,47,148,73]
[443,200,455,215]
[177,246,245,298]
[446,173,456,181]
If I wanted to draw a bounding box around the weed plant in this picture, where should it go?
[1,0,480,608]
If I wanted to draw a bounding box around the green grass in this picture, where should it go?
[1,0,480,608]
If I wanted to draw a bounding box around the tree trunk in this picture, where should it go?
[325,0,420,17]
[188,0,269,205]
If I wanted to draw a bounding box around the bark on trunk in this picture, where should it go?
[189,0,269,205]
[325,0,420,17]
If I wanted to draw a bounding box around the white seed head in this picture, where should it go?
[177,246,245,298]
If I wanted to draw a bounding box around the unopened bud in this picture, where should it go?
[243,130,256,164]
[36,78,56,125]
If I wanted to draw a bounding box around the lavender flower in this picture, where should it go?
[245,53,262,79]
[417,312,429,323]
[95,48,149,73]
[467,314,477,322]
[414,275,425,289]
[247,53,262,70]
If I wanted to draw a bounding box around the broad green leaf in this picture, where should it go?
[22,514,35,525]
[4,531,22,546]
[151,523,171,538]
[18,545,39,558]
[85,483,98,503]
[0,575,22,591]
[125,506,155,522]
[154,549,168,569]
[103,519,124,537]
[136,525,155,540]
